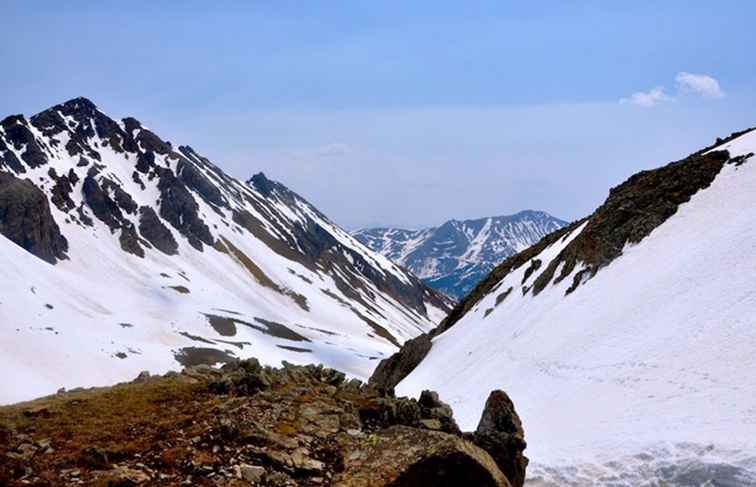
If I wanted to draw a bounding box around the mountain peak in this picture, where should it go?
[354,210,566,299]
[62,96,98,110]
[36,96,100,120]
[248,171,275,196]
[0,99,452,404]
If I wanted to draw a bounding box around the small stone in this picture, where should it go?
[291,448,324,471]
[418,419,442,430]
[239,464,265,483]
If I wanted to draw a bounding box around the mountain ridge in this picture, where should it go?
[353,210,566,299]
[0,97,452,404]
[373,126,756,484]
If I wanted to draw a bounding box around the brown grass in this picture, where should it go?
[0,377,208,473]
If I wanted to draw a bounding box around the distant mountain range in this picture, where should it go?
[353,211,567,299]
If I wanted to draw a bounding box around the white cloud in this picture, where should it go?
[621,72,724,108]
[675,72,725,99]
[619,87,672,107]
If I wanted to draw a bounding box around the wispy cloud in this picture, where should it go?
[675,72,725,99]
[620,87,672,107]
[621,72,724,107]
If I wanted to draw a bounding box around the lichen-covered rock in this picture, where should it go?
[369,333,432,393]
[0,171,68,264]
[335,426,511,487]
[469,390,528,487]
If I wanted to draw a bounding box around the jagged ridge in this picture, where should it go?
[353,211,566,300]
[0,97,452,404]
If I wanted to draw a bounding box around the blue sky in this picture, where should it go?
[2,1,755,228]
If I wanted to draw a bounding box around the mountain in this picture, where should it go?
[353,211,567,300]
[374,128,756,484]
[0,97,452,404]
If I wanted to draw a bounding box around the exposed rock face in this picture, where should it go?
[0,172,68,264]
[369,333,432,393]
[0,359,524,487]
[138,206,179,255]
[375,131,756,386]
[468,390,528,487]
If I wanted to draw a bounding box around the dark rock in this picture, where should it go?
[156,168,214,251]
[248,172,275,197]
[475,390,524,438]
[48,168,76,212]
[119,222,145,258]
[136,128,172,155]
[470,390,528,487]
[369,333,432,393]
[0,137,25,173]
[138,207,178,255]
[79,446,110,469]
[82,173,122,230]
[418,390,460,434]
[531,149,735,296]
[0,172,68,263]
[208,359,271,396]
[176,159,226,208]
[102,179,138,215]
[1,115,48,169]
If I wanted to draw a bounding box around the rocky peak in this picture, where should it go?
[248,171,276,197]
[0,98,452,403]
[354,210,566,299]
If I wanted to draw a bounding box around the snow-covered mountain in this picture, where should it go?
[0,97,452,404]
[353,211,566,300]
[378,128,756,485]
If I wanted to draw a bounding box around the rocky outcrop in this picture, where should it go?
[1,115,48,169]
[339,426,510,487]
[0,172,68,264]
[138,206,179,255]
[0,359,525,487]
[399,129,756,349]
[156,167,215,251]
[369,333,432,393]
[468,391,528,487]
[530,148,740,297]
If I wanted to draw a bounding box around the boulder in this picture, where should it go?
[470,390,528,487]
[369,333,432,393]
[335,425,511,487]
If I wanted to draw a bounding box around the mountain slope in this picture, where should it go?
[353,211,566,299]
[386,128,756,484]
[0,97,451,404]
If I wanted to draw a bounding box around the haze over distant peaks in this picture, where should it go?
[353,211,567,299]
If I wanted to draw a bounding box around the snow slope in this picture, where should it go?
[397,129,756,485]
[354,211,566,300]
[0,98,450,404]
